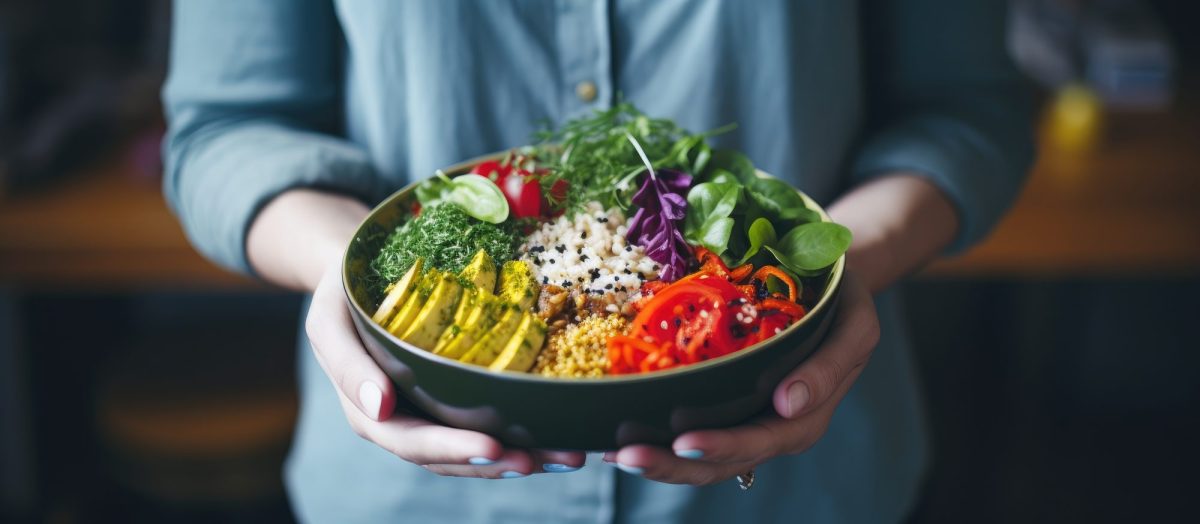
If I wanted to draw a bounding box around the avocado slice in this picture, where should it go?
[497,260,539,310]
[433,287,482,354]
[435,294,505,359]
[459,249,498,293]
[488,313,548,372]
[399,273,464,350]
[386,269,439,335]
[371,258,424,325]
[460,306,524,367]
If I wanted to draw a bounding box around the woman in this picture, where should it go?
[164,1,1033,522]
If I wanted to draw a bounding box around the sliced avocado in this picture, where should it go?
[435,294,504,359]
[371,258,424,325]
[460,306,524,367]
[399,273,464,350]
[488,312,548,372]
[497,260,539,310]
[433,287,482,353]
[386,269,439,335]
[458,249,498,293]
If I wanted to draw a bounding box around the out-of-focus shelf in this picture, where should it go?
[923,97,1200,279]
[0,162,257,291]
[2,98,1198,291]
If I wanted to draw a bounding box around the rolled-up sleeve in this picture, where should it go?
[163,0,386,275]
[853,0,1037,252]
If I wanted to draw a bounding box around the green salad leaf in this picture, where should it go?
[684,149,850,274]
[416,172,509,224]
[764,222,853,276]
[682,182,741,255]
[736,217,777,266]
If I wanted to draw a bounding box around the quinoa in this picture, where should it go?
[519,202,658,309]
[533,314,628,378]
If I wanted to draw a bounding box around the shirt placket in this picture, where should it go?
[555,0,613,121]
[554,2,617,522]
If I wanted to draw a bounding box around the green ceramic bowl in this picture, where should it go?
[343,154,844,450]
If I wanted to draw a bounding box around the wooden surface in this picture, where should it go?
[1,103,1198,291]
[0,164,256,290]
[924,98,1200,278]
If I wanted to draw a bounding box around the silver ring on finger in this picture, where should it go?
[736,468,755,490]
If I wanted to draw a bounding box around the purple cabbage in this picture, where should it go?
[625,168,694,281]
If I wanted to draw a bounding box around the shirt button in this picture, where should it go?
[575,81,597,103]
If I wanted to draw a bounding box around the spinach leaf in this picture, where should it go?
[736,217,777,266]
[683,182,741,255]
[701,149,757,185]
[765,222,852,276]
[747,178,820,223]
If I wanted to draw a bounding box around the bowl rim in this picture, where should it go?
[343,151,845,385]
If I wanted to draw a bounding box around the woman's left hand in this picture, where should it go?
[603,273,879,485]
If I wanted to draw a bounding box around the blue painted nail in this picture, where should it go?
[615,463,644,475]
[468,457,496,466]
[542,463,580,473]
[500,470,525,479]
[675,449,705,459]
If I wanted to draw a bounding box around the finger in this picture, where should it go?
[308,264,395,422]
[532,450,587,473]
[670,417,790,464]
[422,448,538,479]
[335,387,504,466]
[609,445,754,486]
[773,274,879,419]
[674,372,862,462]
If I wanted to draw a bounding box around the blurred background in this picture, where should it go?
[1,0,1197,522]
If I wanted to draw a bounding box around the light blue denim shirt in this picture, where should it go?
[164,1,1033,522]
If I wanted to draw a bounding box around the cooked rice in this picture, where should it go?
[519,202,658,308]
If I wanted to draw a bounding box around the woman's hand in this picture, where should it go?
[307,260,587,478]
[249,188,585,478]
[602,273,879,484]
[602,173,956,485]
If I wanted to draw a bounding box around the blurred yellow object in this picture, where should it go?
[1047,84,1104,153]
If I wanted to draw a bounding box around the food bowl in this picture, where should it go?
[343,153,844,450]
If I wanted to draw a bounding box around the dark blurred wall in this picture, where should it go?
[0,0,166,190]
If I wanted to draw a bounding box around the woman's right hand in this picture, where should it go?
[306,255,587,478]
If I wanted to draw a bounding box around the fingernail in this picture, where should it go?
[500,471,525,479]
[615,463,644,475]
[601,452,616,463]
[468,457,496,466]
[542,463,579,473]
[786,381,810,418]
[674,449,704,459]
[358,382,383,421]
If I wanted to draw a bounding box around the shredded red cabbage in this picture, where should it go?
[625,168,694,281]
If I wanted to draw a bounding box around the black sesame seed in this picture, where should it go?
[674,318,681,327]
[580,254,589,261]
[605,284,613,290]
[555,245,566,254]
[581,231,588,239]
[625,246,632,252]
[542,276,548,284]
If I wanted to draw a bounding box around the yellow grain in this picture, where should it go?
[533,314,627,378]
